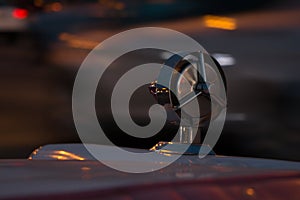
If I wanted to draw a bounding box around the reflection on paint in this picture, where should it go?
[50,150,85,161]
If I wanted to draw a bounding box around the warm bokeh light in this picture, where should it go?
[99,0,125,10]
[59,33,98,50]
[51,2,63,12]
[245,187,255,196]
[204,15,237,30]
[34,0,44,7]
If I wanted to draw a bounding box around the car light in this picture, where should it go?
[12,8,28,19]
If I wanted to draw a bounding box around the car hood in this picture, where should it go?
[0,144,299,199]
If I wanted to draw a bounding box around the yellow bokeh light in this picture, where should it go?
[204,15,237,30]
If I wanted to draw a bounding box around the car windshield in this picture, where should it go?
[0,0,299,163]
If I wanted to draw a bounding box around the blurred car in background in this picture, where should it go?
[0,0,30,42]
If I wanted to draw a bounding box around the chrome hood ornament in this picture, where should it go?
[149,51,227,153]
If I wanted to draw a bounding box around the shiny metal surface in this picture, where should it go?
[0,144,299,199]
[150,142,215,155]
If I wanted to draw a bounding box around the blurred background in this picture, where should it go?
[0,0,299,161]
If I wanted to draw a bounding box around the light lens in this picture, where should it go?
[12,8,28,19]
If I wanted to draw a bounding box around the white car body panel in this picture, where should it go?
[0,144,299,199]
